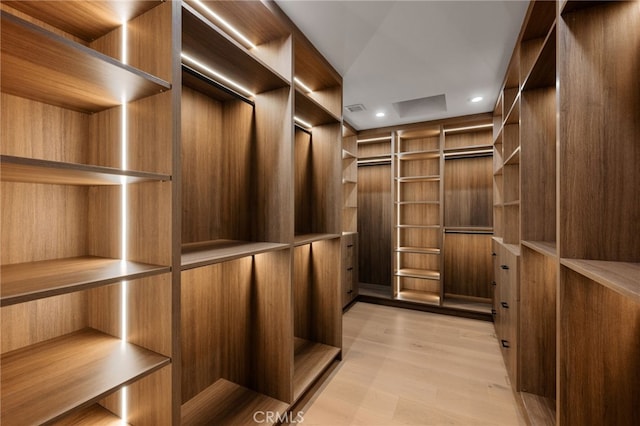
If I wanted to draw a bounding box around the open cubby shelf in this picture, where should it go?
[396,247,441,255]
[0,328,170,425]
[293,338,340,401]
[396,268,440,280]
[293,233,341,247]
[1,10,170,113]
[1,256,169,307]
[560,259,640,304]
[181,379,289,426]
[396,289,441,305]
[295,89,340,126]
[521,240,557,258]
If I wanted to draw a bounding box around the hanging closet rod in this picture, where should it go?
[294,123,312,135]
[357,159,392,167]
[182,64,255,106]
[444,229,494,235]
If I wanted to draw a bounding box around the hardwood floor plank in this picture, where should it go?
[297,302,525,425]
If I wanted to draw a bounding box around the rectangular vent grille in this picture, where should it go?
[345,104,366,113]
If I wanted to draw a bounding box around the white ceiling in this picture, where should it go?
[275,0,529,130]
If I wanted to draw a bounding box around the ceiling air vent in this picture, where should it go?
[345,104,366,113]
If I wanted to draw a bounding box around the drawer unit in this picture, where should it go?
[342,233,358,308]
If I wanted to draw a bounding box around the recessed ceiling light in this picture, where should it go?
[470,96,483,103]
[376,112,385,117]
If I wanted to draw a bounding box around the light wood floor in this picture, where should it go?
[298,302,525,425]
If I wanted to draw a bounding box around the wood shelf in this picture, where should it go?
[520,392,556,426]
[181,240,290,270]
[293,338,340,401]
[0,328,170,425]
[396,247,441,255]
[560,259,640,304]
[1,256,169,307]
[181,379,288,426]
[396,175,440,182]
[504,147,521,165]
[522,240,557,258]
[504,94,520,125]
[395,200,439,205]
[522,27,556,91]
[1,10,170,113]
[503,200,521,207]
[561,0,610,15]
[396,268,440,280]
[396,289,440,305]
[3,1,162,42]
[397,150,440,160]
[396,224,440,230]
[0,155,170,186]
[442,295,492,314]
[295,89,340,126]
[51,404,127,426]
[294,233,341,246]
[182,3,289,97]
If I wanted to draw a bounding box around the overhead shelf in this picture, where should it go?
[181,240,290,270]
[295,88,341,127]
[522,240,557,258]
[397,150,440,160]
[0,155,170,186]
[396,247,441,255]
[0,328,170,425]
[1,10,170,113]
[1,256,170,307]
[396,175,440,183]
[181,3,289,97]
[522,27,557,91]
[294,233,341,246]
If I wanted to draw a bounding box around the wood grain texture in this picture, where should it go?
[254,87,294,243]
[295,128,313,235]
[0,155,169,186]
[310,123,342,235]
[559,267,640,425]
[1,292,87,354]
[398,252,440,273]
[293,338,341,401]
[252,248,294,402]
[522,28,556,91]
[295,89,340,126]
[181,378,288,426]
[3,1,162,42]
[444,129,491,150]
[342,233,358,307]
[294,244,312,341]
[50,404,124,425]
[358,140,391,159]
[1,256,168,307]
[90,1,172,82]
[519,392,555,426]
[399,203,439,227]
[560,259,640,304]
[443,233,492,298]
[180,86,224,243]
[559,1,640,261]
[1,182,88,265]
[182,4,288,96]
[519,246,556,398]
[444,156,492,228]
[308,85,342,120]
[0,328,169,426]
[181,258,255,402]
[181,240,290,270]
[1,92,89,163]
[521,87,556,243]
[358,164,392,286]
[100,365,172,426]
[399,135,440,152]
[252,35,292,83]
[88,274,172,357]
[1,10,169,113]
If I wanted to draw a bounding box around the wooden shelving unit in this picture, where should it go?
[1,1,175,423]
[2,0,343,423]
[1,329,169,425]
[342,124,359,307]
[393,127,442,305]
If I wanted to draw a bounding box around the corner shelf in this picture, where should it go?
[293,338,340,401]
[1,10,170,113]
[1,256,170,307]
[181,379,288,426]
[180,240,290,270]
[0,328,170,425]
[0,155,170,186]
[560,259,640,304]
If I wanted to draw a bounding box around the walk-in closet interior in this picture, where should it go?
[0,0,637,425]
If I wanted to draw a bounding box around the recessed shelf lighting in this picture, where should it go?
[181,53,255,97]
[294,116,313,129]
[294,77,313,93]
[191,0,257,49]
[376,112,385,117]
[470,96,483,103]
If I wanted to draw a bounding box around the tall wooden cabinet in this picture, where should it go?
[492,1,640,424]
[1,1,343,424]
